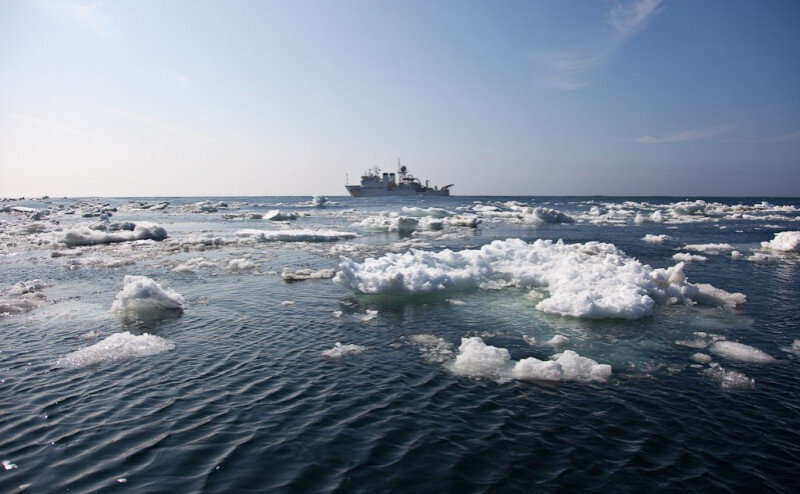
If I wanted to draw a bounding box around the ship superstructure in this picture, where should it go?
[345,162,452,197]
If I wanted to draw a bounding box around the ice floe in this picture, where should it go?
[703,363,755,390]
[56,331,175,367]
[334,238,746,319]
[672,253,707,262]
[682,243,735,255]
[708,341,775,363]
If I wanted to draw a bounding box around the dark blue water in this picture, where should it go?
[1,196,798,491]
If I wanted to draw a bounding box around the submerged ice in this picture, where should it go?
[57,331,175,367]
[334,238,745,319]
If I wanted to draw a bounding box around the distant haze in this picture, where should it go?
[2,0,799,197]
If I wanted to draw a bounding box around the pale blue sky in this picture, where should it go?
[1,0,799,196]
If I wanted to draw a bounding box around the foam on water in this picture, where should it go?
[56,331,175,368]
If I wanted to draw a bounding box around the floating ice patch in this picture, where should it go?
[110,276,184,315]
[450,337,512,380]
[236,229,357,242]
[361,309,378,322]
[682,243,735,255]
[761,231,800,252]
[334,238,746,319]
[281,268,335,281]
[321,342,366,359]
[228,258,257,272]
[3,460,18,470]
[642,234,672,243]
[56,331,175,368]
[357,214,419,233]
[448,337,611,383]
[703,363,754,390]
[263,209,298,221]
[544,334,569,347]
[709,341,775,363]
[59,222,167,247]
[672,253,707,262]
[514,350,612,383]
[402,206,453,218]
[172,257,217,273]
[690,353,713,364]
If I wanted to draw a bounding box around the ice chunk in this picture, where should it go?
[321,342,366,359]
[228,258,257,272]
[709,341,775,363]
[761,231,800,252]
[450,337,512,379]
[544,334,569,347]
[690,353,713,364]
[172,257,217,273]
[60,222,167,247]
[281,268,335,281]
[642,234,672,243]
[672,253,707,262]
[263,209,298,221]
[357,214,419,233]
[514,350,612,383]
[682,243,735,255]
[110,276,184,315]
[401,206,453,218]
[56,331,174,367]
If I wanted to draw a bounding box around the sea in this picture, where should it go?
[1,195,799,492]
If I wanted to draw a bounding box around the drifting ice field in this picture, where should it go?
[1,195,799,491]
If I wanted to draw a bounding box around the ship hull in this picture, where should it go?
[346,186,450,197]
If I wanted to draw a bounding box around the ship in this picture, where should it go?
[345,161,453,197]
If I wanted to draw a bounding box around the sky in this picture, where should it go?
[1,0,799,197]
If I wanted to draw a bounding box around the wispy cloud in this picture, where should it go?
[4,112,98,139]
[34,0,110,34]
[533,0,665,90]
[737,130,800,144]
[635,125,734,144]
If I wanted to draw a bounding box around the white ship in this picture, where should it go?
[345,162,453,197]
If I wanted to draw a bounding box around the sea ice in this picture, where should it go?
[642,234,672,243]
[236,229,357,242]
[761,231,800,252]
[321,342,366,359]
[682,243,735,255]
[703,363,755,390]
[708,341,775,363]
[59,222,168,247]
[672,253,707,262]
[56,331,175,367]
[110,276,184,315]
[281,268,335,281]
[334,238,745,319]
